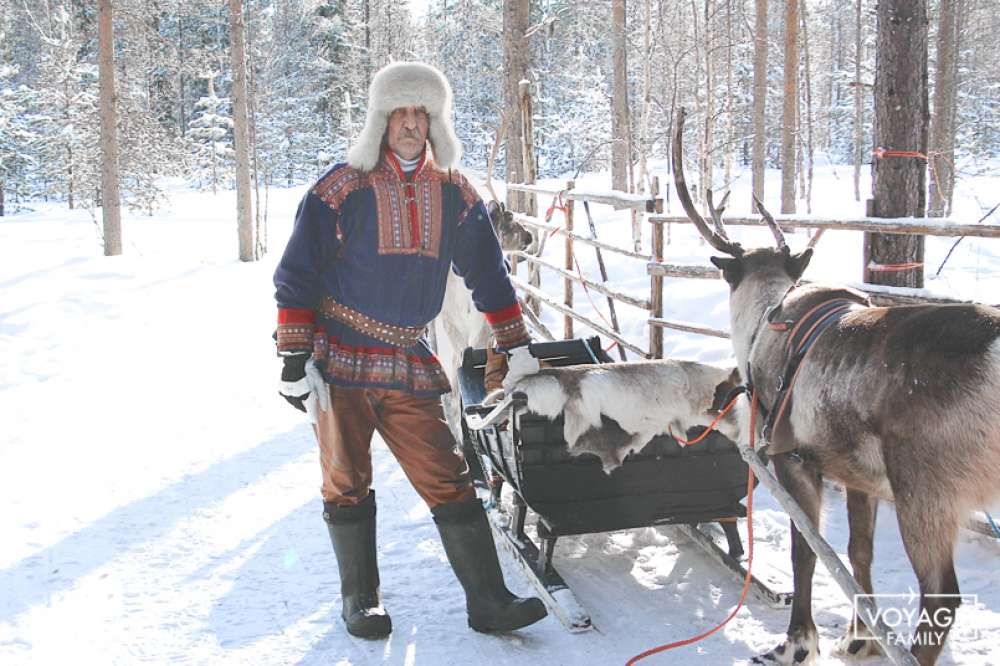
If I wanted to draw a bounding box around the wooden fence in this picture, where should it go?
[504,181,1000,359]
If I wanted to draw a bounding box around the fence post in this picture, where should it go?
[564,179,575,340]
[650,216,664,358]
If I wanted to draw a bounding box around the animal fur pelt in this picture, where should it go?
[508,360,743,472]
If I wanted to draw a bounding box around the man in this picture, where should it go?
[272,61,546,639]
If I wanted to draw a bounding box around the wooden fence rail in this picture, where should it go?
[651,214,1000,239]
[507,184,998,359]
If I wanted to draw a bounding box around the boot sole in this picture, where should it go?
[345,615,392,639]
[468,600,547,633]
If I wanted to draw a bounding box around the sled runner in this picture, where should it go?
[458,337,791,632]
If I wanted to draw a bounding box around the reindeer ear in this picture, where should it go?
[786,248,813,280]
[710,256,743,287]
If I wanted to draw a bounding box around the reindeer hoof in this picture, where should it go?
[753,631,819,665]
[833,629,884,660]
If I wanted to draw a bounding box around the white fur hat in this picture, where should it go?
[347,61,462,172]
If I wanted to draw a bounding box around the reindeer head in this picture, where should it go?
[672,108,813,370]
[487,200,534,252]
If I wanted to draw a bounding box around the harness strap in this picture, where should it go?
[762,299,861,443]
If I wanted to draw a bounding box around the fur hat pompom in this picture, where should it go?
[347,61,462,171]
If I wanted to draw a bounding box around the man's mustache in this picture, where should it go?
[397,128,423,140]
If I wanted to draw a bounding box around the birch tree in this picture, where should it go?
[98,0,122,255]
[781,0,799,214]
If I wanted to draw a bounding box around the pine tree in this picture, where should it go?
[187,75,234,193]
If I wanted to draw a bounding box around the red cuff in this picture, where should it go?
[276,308,316,354]
[484,302,522,325]
[278,307,315,325]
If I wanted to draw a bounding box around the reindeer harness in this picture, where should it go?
[746,289,869,455]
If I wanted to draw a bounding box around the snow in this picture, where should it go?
[2,165,1000,665]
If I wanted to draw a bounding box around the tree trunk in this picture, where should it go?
[854,0,864,202]
[928,0,957,217]
[638,0,653,193]
[700,0,714,211]
[98,0,122,256]
[503,0,528,212]
[229,0,255,262]
[363,0,371,88]
[751,0,767,211]
[519,80,537,217]
[801,0,814,214]
[724,0,734,188]
[781,0,799,214]
[245,0,265,258]
[611,0,629,192]
[0,180,5,217]
[864,0,928,288]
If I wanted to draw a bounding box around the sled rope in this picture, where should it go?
[668,393,740,447]
[626,391,759,665]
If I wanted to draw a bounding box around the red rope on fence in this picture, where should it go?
[544,191,569,239]
[572,253,620,334]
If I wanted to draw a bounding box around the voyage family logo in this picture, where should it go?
[852,590,982,648]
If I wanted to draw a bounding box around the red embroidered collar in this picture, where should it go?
[382,148,428,180]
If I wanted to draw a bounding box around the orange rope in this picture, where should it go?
[544,192,569,239]
[668,393,740,446]
[626,391,758,666]
[873,147,959,209]
[867,261,924,272]
[572,253,620,334]
[872,147,928,160]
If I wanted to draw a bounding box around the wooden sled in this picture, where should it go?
[458,337,792,632]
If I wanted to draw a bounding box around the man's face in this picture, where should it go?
[386,106,430,161]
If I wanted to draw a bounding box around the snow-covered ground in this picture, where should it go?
[2,164,999,665]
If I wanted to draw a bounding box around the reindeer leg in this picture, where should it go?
[754,455,823,665]
[894,496,961,666]
[834,489,883,659]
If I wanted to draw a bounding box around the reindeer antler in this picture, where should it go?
[672,108,742,256]
[485,106,516,205]
[705,189,732,240]
[752,195,789,251]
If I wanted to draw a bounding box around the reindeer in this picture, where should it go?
[672,108,1000,666]
[436,199,534,441]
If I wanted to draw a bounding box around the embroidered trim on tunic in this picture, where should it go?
[312,165,367,212]
[369,159,444,259]
[319,296,425,348]
[314,335,451,395]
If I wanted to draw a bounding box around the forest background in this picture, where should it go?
[0,0,985,231]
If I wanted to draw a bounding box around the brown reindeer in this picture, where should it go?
[672,108,1000,666]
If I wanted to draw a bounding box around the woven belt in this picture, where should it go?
[319,297,425,348]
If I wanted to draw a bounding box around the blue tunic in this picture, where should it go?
[273,152,529,396]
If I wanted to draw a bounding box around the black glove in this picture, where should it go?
[279,354,310,413]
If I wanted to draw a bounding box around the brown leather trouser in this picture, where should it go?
[312,386,474,508]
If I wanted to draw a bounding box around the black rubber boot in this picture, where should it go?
[432,499,547,632]
[323,491,392,639]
